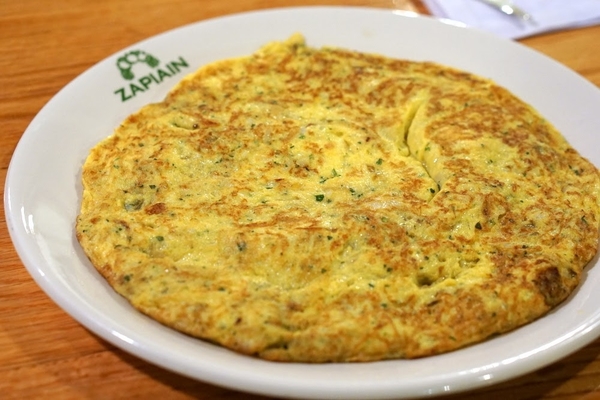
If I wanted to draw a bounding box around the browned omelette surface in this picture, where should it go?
[76,35,600,362]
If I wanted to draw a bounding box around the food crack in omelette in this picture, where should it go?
[77,34,600,362]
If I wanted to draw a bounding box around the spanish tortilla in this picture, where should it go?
[76,34,600,362]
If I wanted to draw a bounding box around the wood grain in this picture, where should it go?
[1,1,599,399]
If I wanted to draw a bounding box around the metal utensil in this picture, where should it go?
[475,0,533,22]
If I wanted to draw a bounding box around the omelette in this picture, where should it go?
[76,34,600,362]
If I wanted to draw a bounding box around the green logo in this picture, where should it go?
[116,50,160,80]
[114,49,189,102]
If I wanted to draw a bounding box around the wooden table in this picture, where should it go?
[2,1,600,399]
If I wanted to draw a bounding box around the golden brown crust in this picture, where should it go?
[76,34,600,362]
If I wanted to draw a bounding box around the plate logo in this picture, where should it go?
[114,50,189,102]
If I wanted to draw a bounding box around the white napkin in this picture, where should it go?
[422,0,600,39]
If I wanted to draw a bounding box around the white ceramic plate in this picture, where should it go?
[5,6,600,399]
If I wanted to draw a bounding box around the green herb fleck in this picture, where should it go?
[124,199,143,211]
[348,187,363,198]
[315,194,325,202]
[475,222,482,230]
[376,158,383,165]
[319,169,341,183]
[155,236,164,242]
